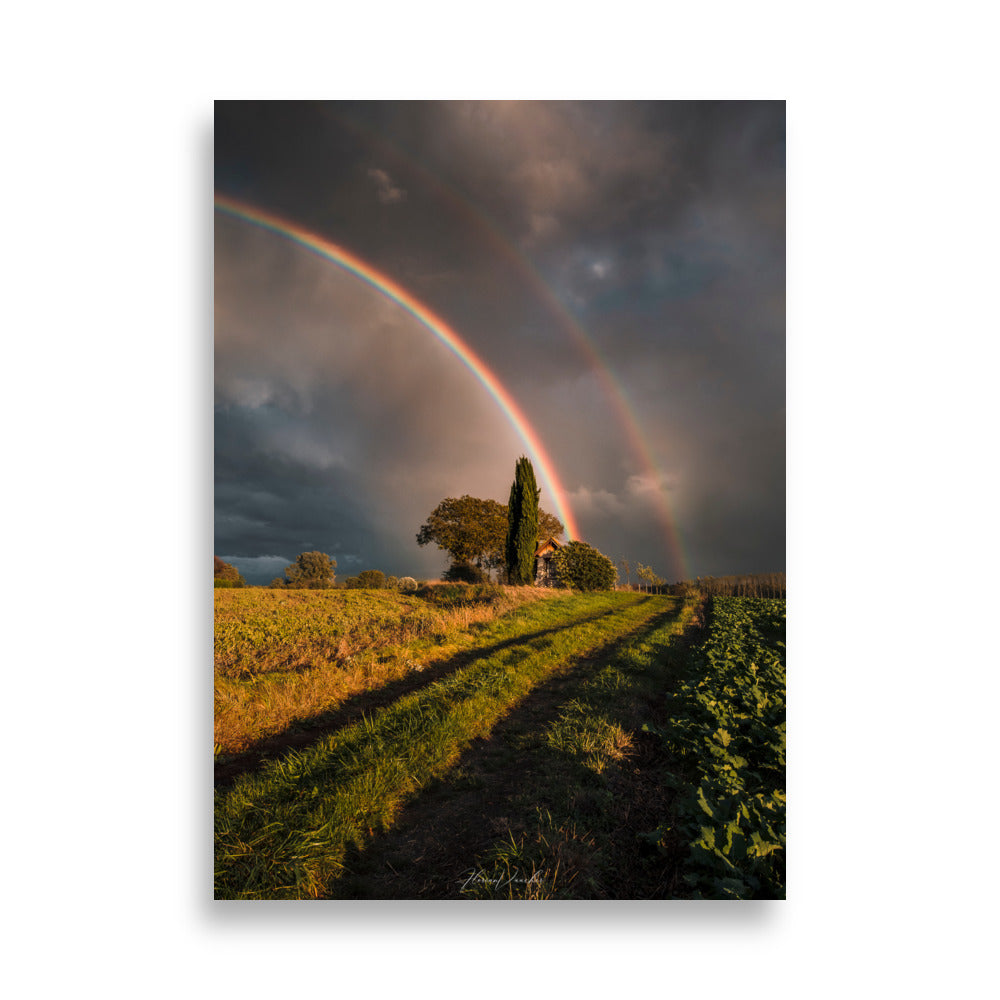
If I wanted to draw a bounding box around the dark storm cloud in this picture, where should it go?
[214,405,378,567]
[215,100,785,581]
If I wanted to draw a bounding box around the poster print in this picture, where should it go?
[214,101,785,899]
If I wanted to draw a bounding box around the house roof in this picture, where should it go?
[535,537,564,557]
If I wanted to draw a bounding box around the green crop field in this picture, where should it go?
[214,586,785,899]
[640,596,786,898]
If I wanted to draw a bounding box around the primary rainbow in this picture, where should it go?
[215,194,580,541]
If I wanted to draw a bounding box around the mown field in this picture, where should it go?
[214,585,785,899]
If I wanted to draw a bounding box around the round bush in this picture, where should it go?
[443,561,487,583]
[551,541,617,591]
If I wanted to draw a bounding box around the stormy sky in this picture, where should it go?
[215,101,785,585]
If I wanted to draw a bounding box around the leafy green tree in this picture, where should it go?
[283,551,336,589]
[418,493,563,579]
[214,556,245,588]
[551,541,617,591]
[636,562,665,593]
[417,496,508,572]
[537,508,565,545]
[505,456,539,585]
[356,569,386,589]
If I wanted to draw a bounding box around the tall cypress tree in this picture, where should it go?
[505,456,540,585]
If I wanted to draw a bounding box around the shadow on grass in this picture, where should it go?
[330,604,702,899]
[214,602,646,789]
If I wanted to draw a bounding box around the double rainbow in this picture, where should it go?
[312,108,688,578]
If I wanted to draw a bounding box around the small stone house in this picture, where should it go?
[534,537,564,587]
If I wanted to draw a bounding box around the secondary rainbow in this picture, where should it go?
[215,194,580,541]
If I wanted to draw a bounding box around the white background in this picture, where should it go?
[3,2,996,995]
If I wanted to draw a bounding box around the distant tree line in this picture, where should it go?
[257,551,421,592]
[614,568,786,600]
[689,572,786,599]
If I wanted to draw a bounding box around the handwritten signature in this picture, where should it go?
[458,869,547,892]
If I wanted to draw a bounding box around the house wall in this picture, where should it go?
[535,554,558,587]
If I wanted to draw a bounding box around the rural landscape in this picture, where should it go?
[214,458,786,899]
[214,102,786,901]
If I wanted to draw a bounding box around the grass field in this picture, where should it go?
[214,584,554,757]
[214,586,784,899]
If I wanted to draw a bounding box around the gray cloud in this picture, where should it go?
[367,166,406,204]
